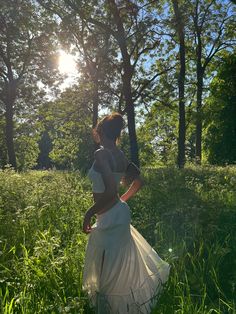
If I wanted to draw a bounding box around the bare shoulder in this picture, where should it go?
[94,148,109,160]
[94,148,111,172]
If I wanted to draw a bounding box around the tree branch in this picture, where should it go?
[203,13,233,70]
[199,0,215,32]
[133,65,176,102]
[132,39,160,70]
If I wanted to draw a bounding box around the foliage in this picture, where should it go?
[14,120,42,171]
[0,0,61,168]
[0,167,236,313]
[139,103,178,166]
[203,52,236,165]
[36,86,95,171]
[0,0,60,92]
[0,168,92,313]
[141,0,236,165]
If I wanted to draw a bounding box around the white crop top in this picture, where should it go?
[88,162,124,193]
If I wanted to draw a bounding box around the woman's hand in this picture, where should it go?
[83,211,93,234]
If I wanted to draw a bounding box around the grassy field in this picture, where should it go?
[0,166,235,313]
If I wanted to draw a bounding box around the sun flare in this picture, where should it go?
[58,50,77,75]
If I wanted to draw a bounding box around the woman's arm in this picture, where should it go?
[120,162,144,202]
[120,176,144,202]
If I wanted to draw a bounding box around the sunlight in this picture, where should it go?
[58,50,77,75]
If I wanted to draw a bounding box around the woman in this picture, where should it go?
[83,113,170,313]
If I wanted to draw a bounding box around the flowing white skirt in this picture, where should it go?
[83,200,170,314]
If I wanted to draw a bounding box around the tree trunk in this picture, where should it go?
[107,0,139,166]
[177,68,186,168]
[123,73,139,167]
[85,58,99,128]
[3,67,17,169]
[5,98,16,169]
[127,107,139,166]
[195,73,203,163]
[92,75,99,128]
[172,0,186,169]
[195,27,203,164]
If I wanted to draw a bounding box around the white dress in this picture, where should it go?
[83,163,170,314]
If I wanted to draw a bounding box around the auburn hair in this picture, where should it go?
[93,113,125,143]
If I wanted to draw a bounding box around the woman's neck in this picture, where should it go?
[100,139,116,150]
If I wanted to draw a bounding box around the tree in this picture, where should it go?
[59,13,115,128]
[0,115,7,167]
[15,120,41,170]
[37,130,53,169]
[38,0,169,167]
[38,0,119,130]
[171,0,186,168]
[188,0,235,163]
[36,85,94,170]
[203,52,236,164]
[0,0,59,169]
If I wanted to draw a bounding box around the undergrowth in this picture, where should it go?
[0,165,235,313]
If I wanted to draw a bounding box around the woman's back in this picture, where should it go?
[92,147,128,174]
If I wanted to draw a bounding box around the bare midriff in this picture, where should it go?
[93,192,120,215]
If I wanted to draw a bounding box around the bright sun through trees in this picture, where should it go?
[58,50,77,75]
[58,50,78,89]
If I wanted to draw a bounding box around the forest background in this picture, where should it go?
[0,0,236,313]
[0,0,235,171]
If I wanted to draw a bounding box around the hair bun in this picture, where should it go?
[94,112,125,143]
[110,113,124,127]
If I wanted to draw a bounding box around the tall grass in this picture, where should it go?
[0,165,235,313]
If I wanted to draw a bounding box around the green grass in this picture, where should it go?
[0,165,235,313]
